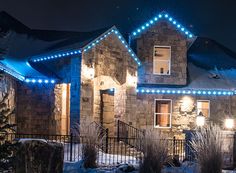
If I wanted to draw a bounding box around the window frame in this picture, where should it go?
[196,100,210,118]
[154,99,172,128]
[153,45,171,75]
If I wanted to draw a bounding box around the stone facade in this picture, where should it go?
[16,82,71,135]
[16,83,55,134]
[80,33,137,135]
[136,20,188,85]
[0,74,16,124]
[132,94,236,138]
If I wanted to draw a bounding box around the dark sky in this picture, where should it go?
[0,0,236,52]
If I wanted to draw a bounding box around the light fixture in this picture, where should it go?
[224,118,234,129]
[196,113,205,127]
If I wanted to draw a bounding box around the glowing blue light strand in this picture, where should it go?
[136,88,234,96]
[131,12,194,39]
[25,78,56,84]
[30,28,141,66]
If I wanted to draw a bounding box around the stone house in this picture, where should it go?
[1,11,236,137]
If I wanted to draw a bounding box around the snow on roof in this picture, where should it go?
[138,37,236,91]
[29,26,141,66]
[0,11,141,81]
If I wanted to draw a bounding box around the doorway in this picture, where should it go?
[61,84,70,135]
[100,89,115,136]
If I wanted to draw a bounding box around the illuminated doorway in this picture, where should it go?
[61,84,70,135]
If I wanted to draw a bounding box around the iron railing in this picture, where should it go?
[117,120,145,149]
[6,133,191,166]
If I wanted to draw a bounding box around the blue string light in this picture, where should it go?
[136,88,234,96]
[29,27,141,66]
[131,12,194,39]
[25,78,56,84]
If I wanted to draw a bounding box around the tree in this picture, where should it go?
[0,84,16,171]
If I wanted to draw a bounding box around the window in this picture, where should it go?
[153,46,171,75]
[154,99,172,128]
[197,100,210,117]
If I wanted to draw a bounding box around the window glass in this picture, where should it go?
[197,100,210,117]
[155,100,171,128]
[153,46,171,75]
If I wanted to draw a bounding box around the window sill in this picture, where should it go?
[154,126,172,129]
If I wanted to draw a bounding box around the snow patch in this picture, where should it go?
[18,138,47,143]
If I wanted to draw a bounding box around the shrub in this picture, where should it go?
[190,124,223,173]
[74,121,104,169]
[139,129,170,173]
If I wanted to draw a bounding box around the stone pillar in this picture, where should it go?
[70,55,82,131]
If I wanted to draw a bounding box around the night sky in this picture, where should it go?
[0,0,236,52]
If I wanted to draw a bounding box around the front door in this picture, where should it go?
[100,89,115,136]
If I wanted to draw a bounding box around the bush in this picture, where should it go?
[139,129,170,173]
[74,121,104,169]
[190,124,223,173]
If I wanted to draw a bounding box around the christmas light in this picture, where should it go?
[136,88,234,96]
[30,27,141,66]
[131,11,194,39]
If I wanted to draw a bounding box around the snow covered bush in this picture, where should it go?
[191,124,223,173]
[139,129,170,173]
[73,121,104,169]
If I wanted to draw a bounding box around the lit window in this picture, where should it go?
[197,100,210,117]
[153,46,171,75]
[154,100,172,128]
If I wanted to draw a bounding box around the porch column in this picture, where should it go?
[70,55,82,131]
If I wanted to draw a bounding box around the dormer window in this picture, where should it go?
[153,46,171,75]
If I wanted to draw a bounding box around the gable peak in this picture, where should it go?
[131,11,195,39]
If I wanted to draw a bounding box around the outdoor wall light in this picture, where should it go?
[224,118,234,129]
[196,113,205,127]
[83,65,94,80]
[127,72,137,86]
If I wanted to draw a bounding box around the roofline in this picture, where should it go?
[130,11,196,39]
[29,26,142,66]
[0,62,57,84]
[0,63,25,81]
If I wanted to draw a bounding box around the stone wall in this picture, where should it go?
[16,83,54,134]
[80,33,137,135]
[134,94,236,138]
[135,20,189,85]
[0,74,16,124]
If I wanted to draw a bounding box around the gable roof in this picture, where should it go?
[130,11,195,39]
[29,26,141,66]
[0,12,141,83]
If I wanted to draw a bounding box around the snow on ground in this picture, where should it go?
[64,160,236,173]
[63,143,139,166]
[64,161,138,173]
[18,138,47,143]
